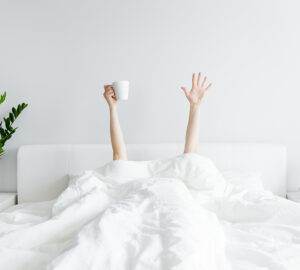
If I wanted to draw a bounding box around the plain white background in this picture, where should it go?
[0,0,299,192]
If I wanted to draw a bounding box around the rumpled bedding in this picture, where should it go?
[0,153,299,270]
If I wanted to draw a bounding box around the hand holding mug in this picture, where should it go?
[103,85,117,108]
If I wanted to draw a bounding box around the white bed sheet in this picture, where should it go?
[0,154,299,270]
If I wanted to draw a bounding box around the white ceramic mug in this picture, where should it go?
[112,81,129,100]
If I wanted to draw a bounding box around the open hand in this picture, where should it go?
[181,73,212,106]
[103,85,117,107]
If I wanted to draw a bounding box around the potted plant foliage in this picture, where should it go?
[0,91,28,158]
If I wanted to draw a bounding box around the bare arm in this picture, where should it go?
[103,85,127,160]
[181,73,212,153]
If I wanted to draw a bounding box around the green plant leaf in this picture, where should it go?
[9,112,14,122]
[17,104,21,113]
[0,127,5,137]
[0,92,6,105]
[4,117,10,130]
[0,99,28,158]
[12,107,18,117]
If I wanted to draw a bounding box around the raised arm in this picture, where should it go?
[103,85,127,160]
[180,73,212,154]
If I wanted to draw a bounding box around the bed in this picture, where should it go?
[0,143,299,270]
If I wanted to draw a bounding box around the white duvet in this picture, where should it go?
[0,154,299,270]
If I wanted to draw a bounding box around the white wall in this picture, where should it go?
[0,0,299,192]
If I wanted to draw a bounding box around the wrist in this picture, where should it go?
[109,104,117,112]
[190,103,201,111]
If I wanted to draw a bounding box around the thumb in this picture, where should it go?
[180,87,188,96]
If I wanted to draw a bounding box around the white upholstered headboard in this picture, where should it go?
[17,143,286,203]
